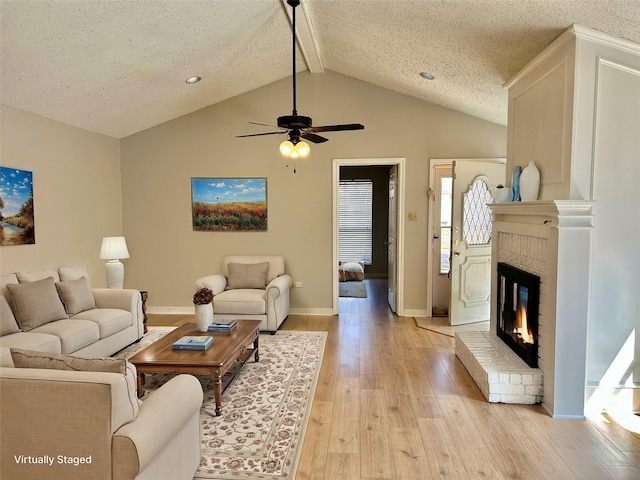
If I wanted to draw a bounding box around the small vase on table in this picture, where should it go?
[193,287,215,333]
[195,303,213,332]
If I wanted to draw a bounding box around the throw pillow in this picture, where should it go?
[10,348,127,374]
[226,262,270,290]
[16,269,60,283]
[58,265,90,282]
[56,276,96,315]
[5,277,68,331]
[0,295,21,336]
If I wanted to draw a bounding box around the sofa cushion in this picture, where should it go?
[6,277,68,331]
[226,262,269,290]
[29,319,100,354]
[214,289,266,315]
[58,265,90,282]
[0,295,21,336]
[16,268,60,283]
[30,319,100,354]
[56,276,96,315]
[0,332,62,366]
[10,347,127,373]
[73,308,132,338]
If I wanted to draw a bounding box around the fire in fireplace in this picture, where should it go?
[496,262,540,368]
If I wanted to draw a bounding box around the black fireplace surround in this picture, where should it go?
[497,262,540,368]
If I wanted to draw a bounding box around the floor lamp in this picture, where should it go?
[99,236,130,288]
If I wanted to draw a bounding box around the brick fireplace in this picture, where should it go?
[456,200,594,418]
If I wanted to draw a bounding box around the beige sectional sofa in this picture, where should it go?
[0,265,144,366]
[0,266,204,479]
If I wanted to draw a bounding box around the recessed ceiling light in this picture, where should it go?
[419,72,434,80]
[185,76,201,84]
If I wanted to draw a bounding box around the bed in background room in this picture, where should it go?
[338,260,365,282]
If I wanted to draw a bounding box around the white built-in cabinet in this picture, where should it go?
[501,24,640,415]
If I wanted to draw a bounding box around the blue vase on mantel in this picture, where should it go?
[511,166,522,201]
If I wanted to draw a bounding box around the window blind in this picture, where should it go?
[339,180,373,264]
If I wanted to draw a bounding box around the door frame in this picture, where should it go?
[332,157,406,316]
[427,158,454,316]
[427,158,506,316]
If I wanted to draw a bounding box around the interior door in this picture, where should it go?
[449,159,506,325]
[387,167,397,312]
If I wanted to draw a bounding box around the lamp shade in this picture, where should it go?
[99,236,130,260]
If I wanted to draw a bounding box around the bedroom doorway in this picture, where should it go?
[332,158,405,316]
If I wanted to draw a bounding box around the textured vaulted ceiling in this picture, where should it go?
[1,0,639,139]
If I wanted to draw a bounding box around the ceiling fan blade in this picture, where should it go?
[235,131,287,138]
[236,0,363,154]
[310,123,365,133]
[249,121,287,130]
[302,132,329,143]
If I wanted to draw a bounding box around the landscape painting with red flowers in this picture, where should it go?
[191,177,267,232]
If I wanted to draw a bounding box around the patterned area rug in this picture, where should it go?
[114,327,327,480]
[338,280,367,298]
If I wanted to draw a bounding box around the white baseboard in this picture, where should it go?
[540,402,586,419]
[147,307,336,316]
[148,307,434,318]
[402,309,429,317]
[147,306,194,315]
[288,308,335,316]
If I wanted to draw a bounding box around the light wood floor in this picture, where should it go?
[147,279,640,480]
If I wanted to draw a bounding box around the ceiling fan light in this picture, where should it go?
[279,140,294,156]
[295,141,310,158]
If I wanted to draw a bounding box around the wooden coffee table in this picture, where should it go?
[128,320,260,416]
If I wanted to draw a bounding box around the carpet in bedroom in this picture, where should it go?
[339,280,367,298]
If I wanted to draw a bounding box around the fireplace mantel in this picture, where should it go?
[489,200,595,227]
[487,199,595,418]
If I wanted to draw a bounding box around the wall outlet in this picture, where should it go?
[294,281,303,288]
[408,211,418,221]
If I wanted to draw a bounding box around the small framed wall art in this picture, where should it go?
[191,177,267,232]
[0,166,35,246]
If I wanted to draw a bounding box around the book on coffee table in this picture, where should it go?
[172,336,213,350]
[207,319,237,332]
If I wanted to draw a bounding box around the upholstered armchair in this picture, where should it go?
[195,255,292,333]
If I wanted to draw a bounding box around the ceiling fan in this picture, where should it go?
[236,0,364,162]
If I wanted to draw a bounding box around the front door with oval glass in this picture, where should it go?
[449,159,506,325]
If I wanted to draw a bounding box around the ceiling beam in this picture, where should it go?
[281,0,324,73]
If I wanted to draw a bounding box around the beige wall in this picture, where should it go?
[0,105,122,283]
[121,71,507,312]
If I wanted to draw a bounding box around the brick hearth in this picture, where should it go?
[456,331,543,404]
